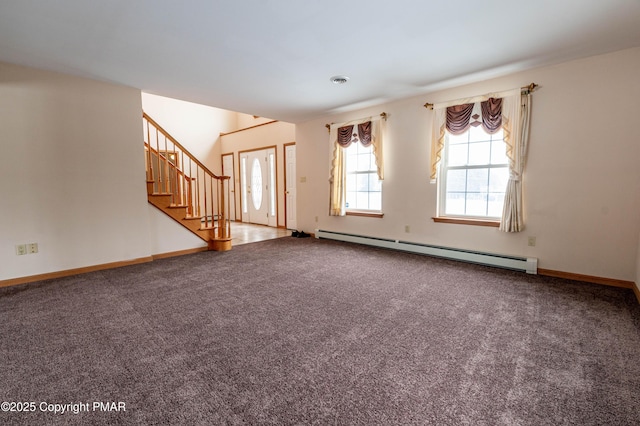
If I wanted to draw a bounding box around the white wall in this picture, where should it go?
[221,121,296,228]
[0,61,150,280]
[147,205,207,254]
[296,47,640,282]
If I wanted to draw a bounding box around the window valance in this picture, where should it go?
[429,89,520,183]
[446,97,502,135]
[337,121,373,147]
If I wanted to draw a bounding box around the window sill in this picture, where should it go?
[346,211,384,218]
[432,217,499,227]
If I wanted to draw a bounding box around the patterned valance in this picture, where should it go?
[337,121,372,147]
[446,97,502,135]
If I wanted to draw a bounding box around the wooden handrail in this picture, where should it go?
[143,112,222,180]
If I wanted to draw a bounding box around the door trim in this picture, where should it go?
[221,153,236,221]
[284,142,296,230]
[238,145,278,226]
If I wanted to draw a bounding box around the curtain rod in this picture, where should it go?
[325,112,387,133]
[423,83,538,110]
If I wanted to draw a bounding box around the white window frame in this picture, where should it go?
[438,126,508,220]
[345,142,382,213]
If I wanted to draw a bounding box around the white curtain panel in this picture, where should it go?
[429,107,446,182]
[329,139,346,216]
[500,92,531,232]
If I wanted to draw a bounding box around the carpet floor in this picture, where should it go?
[1,237,639,425]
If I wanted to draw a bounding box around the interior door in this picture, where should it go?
[240,149,274,226]
[222,153,236,221]
[285,144,297,230]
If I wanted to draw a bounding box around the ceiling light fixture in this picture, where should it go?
[330,75,350,84]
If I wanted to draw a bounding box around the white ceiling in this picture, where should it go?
[1,0,639,123]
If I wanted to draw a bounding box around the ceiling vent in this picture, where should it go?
[330,75,350,84]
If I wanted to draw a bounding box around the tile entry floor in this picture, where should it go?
[230,222,292,246]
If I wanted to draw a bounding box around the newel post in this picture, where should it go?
[208,176,232,251]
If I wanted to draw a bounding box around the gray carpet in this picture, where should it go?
[1,237,639,425]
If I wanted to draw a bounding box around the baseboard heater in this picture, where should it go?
[315,229,538,274]
[200,214,220,223]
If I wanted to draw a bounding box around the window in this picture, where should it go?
[439,125,508,219]
[345,141,382,212]
[329,117,384,217]
[430,90,533,230]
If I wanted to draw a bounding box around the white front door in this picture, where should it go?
[285,144,297,230]
[240,148,276,226]
[222,154,236,221]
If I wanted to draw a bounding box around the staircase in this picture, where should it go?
[143,112,232,251]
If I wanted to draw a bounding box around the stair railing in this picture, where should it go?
[143,112,230,240]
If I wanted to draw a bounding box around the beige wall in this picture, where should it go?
[236,112,277,129]
[142,93,239,176]
[0,61,150,280]
[296,47,640,282]
[221,121,296,228]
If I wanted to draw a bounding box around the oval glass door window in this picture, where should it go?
[251,158,263,210]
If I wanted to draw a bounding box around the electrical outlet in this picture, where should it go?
[16,244,27,256]
[315,216,318,222]
[405,225,410,233]
[28,243,38,254]
[528,236,536,247]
